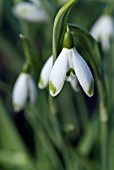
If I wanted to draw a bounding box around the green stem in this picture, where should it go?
[20,34,31,63]
[109,127,114,170]
[52,0,77,62]
[97,78,108,170]
[103,1,114,15]
[48,95,57,115]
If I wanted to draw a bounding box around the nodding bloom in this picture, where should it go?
[12,72,37,112]
[38,56,79,92]
[90,14,114,52]
[49,28,94,97]
[12,2,49,23]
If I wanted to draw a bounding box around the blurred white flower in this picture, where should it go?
[12,2,49,23]
[90,14,114,52]
[49,48,94,97]
[12,73,37,112]
[38,55,79,92]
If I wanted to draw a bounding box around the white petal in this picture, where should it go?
[12,73,29,111]
[72,48,94,97]
[101,36,110,52]
[38,56,53,89]
[65,48,75,82]
[49,48,68,97]
[28,75,37,104]
[90,17,103,40]
[12,2,49,23]
[70,76,79,92]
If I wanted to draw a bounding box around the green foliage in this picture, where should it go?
[0,0,114,170]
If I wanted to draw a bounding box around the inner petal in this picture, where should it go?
[66,68,75,82]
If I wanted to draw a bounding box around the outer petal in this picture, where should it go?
[49,48,68,97]
[12,2,49,23]
[70,76,79,92]
[90,16,103,40]
[28,75,37,104]
[12,73,29,111]
[101,36,110,52]
[38,56,53,89]
[72,48,94,97]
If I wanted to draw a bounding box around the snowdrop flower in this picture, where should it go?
[90,14,114,52]
[38,55,79,92]
[12,2,49,23]
[12,72,37,112]
[49,29,94,97]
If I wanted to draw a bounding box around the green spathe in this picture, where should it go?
[49,81,57,95]
[63,31,74,49]
[22,61,31,73]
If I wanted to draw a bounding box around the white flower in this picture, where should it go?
[12,73,37,112]
[12,2,49,23]
[90,14,114,52]
[38,56,53,89]
[49,47,94,97]
[38,55,79,92]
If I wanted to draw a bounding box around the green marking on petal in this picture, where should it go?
[20,8,28,15]
[49,81,57,94]
[39,77,44,87]
[88,80,94,97]
[14,104,21,111]
[66,68,75,76]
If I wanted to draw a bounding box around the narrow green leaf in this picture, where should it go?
[52,0,77,62]
[0,100,24,150]
[77,112,99,156]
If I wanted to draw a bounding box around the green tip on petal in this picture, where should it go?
[88,80,94,97]
[14,104,21,112]
[20,8,28,15]
[39,77,44,88]
[49,81,57,95]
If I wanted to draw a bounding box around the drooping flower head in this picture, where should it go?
[38,55,79,92]
[12,1,49,23]
[90,14,114,52]
[49,27,94,97]
[12,70,37,112]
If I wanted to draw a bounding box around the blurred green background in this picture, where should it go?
[0,0,114,170]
